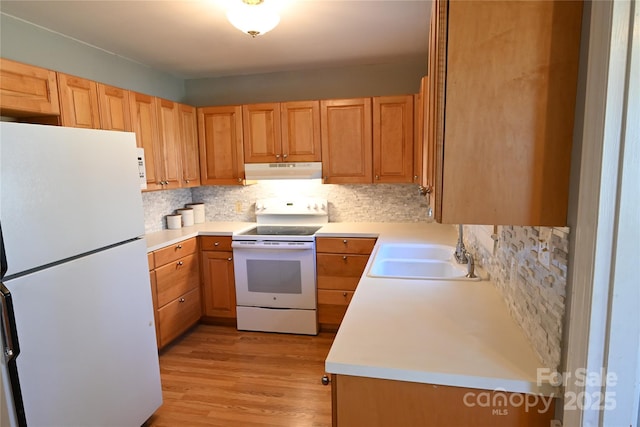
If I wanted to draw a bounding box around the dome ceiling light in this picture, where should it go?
[226,0,280,38]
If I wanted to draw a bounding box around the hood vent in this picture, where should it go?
[244,162,322,180]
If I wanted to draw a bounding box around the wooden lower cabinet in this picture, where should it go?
[316,237,376,330]
[150,238,201,348]
[332,374,556,427]
[157,287,201,348]
[200,236,237,321]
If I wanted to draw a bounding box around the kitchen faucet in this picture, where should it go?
[454,224,477,278]
[454,224,468,264]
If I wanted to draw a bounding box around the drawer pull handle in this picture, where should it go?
[214,242,220,246]
[177,261,183,266]
[176,244,182,249]
[179,298,185,303]
[342,256,347,261]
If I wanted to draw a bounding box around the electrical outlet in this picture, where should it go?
[235,201,243,213]
[538,227,552,267]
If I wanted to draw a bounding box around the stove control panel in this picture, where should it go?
[254,198,329,225]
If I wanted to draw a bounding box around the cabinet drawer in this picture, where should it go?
[154,238,197,266]
[155,253,199,307]
[157,287,201,348]
[316,237,376,255]
[318,289,354,306]
[317,253,370,278]
[318,304,349,326]
[200,235,233,252]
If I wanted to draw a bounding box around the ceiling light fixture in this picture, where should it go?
[226,0,280,38]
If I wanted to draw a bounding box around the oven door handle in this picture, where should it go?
[231,241,315,250]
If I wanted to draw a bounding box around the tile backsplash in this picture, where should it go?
[464,225,569,370]
[142,181,431,233]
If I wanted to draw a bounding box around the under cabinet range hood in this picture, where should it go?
[244,162,322,180]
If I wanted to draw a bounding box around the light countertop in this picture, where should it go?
[144,222,254,252]
[145,221,555,395]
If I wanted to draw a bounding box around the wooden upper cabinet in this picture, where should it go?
[130,92,162,190]
[372,95,414,183]
[320,98,372,184]
[413,92,423,184]
[97,83,131,132]
[242,103,282,163]
[434,0,582,226]
[0,58,60,117]
[243,101,321,164]
[57,73,100,129]
[156,98,182,190]
[178,103,200,188]
[280,100,321,162]
[197,106,245,185]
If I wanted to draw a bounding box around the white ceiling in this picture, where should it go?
[0,0,431,79]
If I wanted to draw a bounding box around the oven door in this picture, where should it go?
[231,241,316,310]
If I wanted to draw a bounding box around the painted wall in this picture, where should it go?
[184,57,427,106]
[0,13,186,102]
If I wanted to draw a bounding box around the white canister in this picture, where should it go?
[186,203,205,223]
[166,214,182,230]
[177,208,194,227]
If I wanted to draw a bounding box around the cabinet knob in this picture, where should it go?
[283,154,288,159]
[342,292,347,298]
[237,177,243,183]
[342,256,347,261]
[343,239,348,244]
[375,175,380,180]
[177,261,183,266]
[275,154,280,158]
[321,375,331,386]
[227,257,232,261]
[185,179,190,184]
[214,242,220,246]
[176,244,182,249]
[179,298,185,303]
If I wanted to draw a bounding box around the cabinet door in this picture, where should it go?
[413,92,423,184]
[372,95,414,183]
[427,1,444,216]
[156,98,182,190]
[201,251,237,318]
[178,103,200,187]
[197,106,245,185]
[157,287,201,349]
[57,73,100,129]
[97,83,132,131]
[320,98,372,183]
[281,100,321,162]
[130,92,162,190]
[438,0,582,225]
[242,103,282,163]
[0,58,60,116]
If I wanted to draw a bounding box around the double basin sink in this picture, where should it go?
[367,243,480,281]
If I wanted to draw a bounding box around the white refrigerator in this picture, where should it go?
[0,122,162,426]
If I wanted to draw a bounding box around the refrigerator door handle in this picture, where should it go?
[0,283,19,363]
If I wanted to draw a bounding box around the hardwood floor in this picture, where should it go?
[146,324,335,427]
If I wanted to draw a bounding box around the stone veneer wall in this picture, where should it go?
[464,225,570,370]
[142,182,430,233]
[141,188,193,233]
